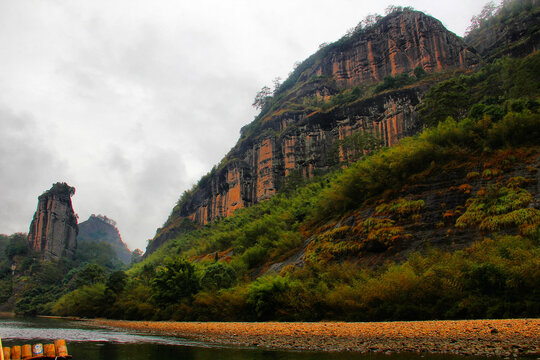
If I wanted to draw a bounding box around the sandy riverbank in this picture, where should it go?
[89,318,539,357]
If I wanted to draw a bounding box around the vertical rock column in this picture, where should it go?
[27,182,78,260]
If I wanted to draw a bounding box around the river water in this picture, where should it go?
[0,317,504,360]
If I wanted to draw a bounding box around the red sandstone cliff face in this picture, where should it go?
[146,10,480,254]
[28,183,78,260]
[149,87,427,253]
[307,10,479,86]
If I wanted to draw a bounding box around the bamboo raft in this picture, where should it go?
[1,339,71,360]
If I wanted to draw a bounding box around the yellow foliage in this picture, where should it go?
[458,183,472,193]
[456,184,538,232]
[375,198,425,217]
[481,168,501,179]
[466,171,480,181]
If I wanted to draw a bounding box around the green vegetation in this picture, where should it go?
[0,231,125,316]
[51,229,540,321]
[44,51,540,321]
[39,182,75,199]
[44,98,539,320]
[465,0,540,60]
[373,67,426,93]
[328,132,383,166]
[0,233,28,304]
[455,182,540,232]
[418,54,540,127]
[376,198,425,217]
[314,109,539,222]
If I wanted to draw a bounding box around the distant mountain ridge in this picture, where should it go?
[78,214,131,264]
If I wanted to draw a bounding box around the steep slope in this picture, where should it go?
[78,215,131,264]
[27,182,78,260]
[465,0,540,61]
[125,104,540,321]
[147,9,480,255]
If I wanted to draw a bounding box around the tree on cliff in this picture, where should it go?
[130,249,143,264]
[466,1,500,34]
[46,182,75,197]
[252,85,272,110]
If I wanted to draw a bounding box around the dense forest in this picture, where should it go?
[1,0,539,321]
[0,232,126,315]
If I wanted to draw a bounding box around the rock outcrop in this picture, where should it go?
[183,87,424,224]
[27,182,78,260]
[78,214,132,264]
[146,10,481,255]
[308,10,479,86]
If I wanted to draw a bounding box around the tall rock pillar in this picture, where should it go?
[27,182,78,260]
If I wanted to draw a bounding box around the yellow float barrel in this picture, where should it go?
[21,345,31,359]
[10,345,21,360]
[2,347,10,360]
[54,339,68,357]
[43,344,56,357]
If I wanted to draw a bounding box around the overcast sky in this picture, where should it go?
[0,0,488,252]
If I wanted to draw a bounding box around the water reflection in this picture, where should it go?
[1,316,202,347]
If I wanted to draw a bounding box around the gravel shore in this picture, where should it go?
[89,318,539,358]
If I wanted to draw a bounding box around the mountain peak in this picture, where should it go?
[78,214,132,264]
[145,9,482,255]
[303,9,479,87]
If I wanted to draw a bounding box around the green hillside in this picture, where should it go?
[53,50,540,320]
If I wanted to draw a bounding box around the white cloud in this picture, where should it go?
[0,107,66,235]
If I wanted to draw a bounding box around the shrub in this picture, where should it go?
[456,185,539,232]
[374,73,416,93]
[240,245,268,269]
[73,263,106,288]
[151,258,199,305]
[376,198,425,217]
[246,275,293,320]
[199,263,236,291]
[53,283,107,317]
[487,111,540,148]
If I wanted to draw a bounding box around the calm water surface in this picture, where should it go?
[0,317,504,360]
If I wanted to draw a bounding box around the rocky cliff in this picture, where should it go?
[306,10,478,86]
[183,87,425,221]
[146,9,481,255]
[78,214,132,264]
[27,182,78,260]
